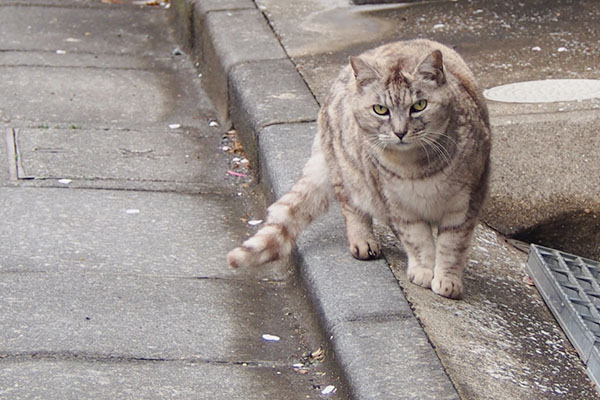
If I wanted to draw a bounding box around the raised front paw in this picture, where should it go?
[407,267,433,289]
[349,239,381,260]
[432,274,463,299]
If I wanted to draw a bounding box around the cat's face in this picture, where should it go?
[350,51,452,153]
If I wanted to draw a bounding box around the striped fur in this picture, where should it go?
[227,39,491,299]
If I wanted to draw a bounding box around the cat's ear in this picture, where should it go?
[416,50,446,86]
[349,56,379,88]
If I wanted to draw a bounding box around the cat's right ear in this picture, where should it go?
[350,56,379,88]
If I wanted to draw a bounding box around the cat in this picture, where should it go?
[227,39,491,299]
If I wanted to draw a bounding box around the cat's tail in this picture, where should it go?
[227,139,331,268]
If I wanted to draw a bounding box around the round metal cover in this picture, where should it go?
[483,79,600,103]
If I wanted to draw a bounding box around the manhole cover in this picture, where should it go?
[527,244,600,388]
[483,79,600,103]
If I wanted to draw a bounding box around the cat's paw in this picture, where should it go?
[407,267,433,289]
[349,239,381,260]
[432,274,463,299]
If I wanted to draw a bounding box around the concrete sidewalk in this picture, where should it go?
[0,1,347,399]
[170,0,600,399]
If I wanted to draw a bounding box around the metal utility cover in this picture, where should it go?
[527,244,600,388]
[483,79,600,103]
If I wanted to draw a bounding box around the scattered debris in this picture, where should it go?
[222,129,252,182]
[64,38,81,43]
[261,334,280,342]
[58,179,72,185]
[168,123,181,129]
[132,0,167,6]
[557,47,568,52]
[209,119,219,128]
[248,219,263,226]
[531,46,542,51]
[523,275,536,286]
[310,346,325,362]
[227,170,247,178]
[230,156,250,170]
[433,23,445,30]
[172,47,183,56]
[125,209,140,215]
[56,50,66,55]
[321,385,336,395]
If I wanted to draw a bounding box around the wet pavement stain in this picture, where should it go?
[513,210,600,261]
[383,224,600,400]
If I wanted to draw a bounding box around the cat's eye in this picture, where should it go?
[373,105,389,116]
[411,100,428,113]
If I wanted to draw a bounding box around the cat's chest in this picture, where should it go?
[383,176,463,221]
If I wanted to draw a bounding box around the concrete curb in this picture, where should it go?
[170,1,459,398]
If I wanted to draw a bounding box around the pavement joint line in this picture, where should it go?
[0,352,286,368]
[4,178,242,196]
[259,118,318,130]
[11,128,33,180]
[0,3,155,10]
[0,267,288,285]
[3,128,18,181]
[0,64,158,72]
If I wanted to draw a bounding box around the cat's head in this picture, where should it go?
[349,50,453,152]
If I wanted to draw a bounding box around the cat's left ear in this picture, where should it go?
[416,50,446,86]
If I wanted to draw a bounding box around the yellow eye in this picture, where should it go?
[373,105,389,116]
[411,99,428,113]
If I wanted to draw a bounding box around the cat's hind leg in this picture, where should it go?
[340,203,381,260]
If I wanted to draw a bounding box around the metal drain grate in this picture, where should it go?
[527,244,600,387]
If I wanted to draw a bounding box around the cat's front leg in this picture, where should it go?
[392,221,436,288]
[339,203,381,260]
[433,213,477,299]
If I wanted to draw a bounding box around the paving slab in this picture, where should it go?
[0,4,172,56]
[200,8,287,124]
[0,187,264,279]
[257,122,317,200]
[332,319,459,400]
[230,60,319,167]
[0,272,305,362]
[12,126,230,188]
[0,360,320,400]
[0,63,208,127]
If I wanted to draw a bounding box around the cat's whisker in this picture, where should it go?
[419,136,452,167]
[418,140,432,165]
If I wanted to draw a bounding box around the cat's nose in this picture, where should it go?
[394,131,407,141]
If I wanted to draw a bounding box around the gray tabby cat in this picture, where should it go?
[228,39,490,299]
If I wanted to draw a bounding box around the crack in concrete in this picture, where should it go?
[0,351,283,368]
